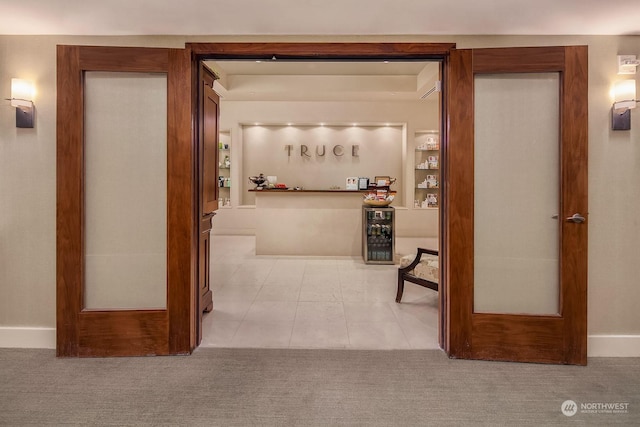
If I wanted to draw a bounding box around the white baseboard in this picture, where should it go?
[211,228,255,236]
[588,334,640,357]
[1,328,638,356]
[0,327,55,349]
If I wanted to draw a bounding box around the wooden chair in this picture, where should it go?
[396,248,439,302]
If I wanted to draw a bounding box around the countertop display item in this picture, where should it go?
[363,176,396,206]
[363,193,396,207]
[272,183,288,189]
[248,173,268,189]
[346,176,358,190]
[374,176,396,186]
[362,206,395,264]
[358,177,369,190]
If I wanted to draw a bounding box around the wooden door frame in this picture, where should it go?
[56,42,588,360]
[187,42,454,349]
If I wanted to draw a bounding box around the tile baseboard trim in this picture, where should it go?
[0,327,56,349]
[588,334,640,357]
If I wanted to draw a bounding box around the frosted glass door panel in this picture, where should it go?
[84,72,167,309]
[474,73,559,315]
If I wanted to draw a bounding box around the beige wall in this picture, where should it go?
[0,35,185,331]
[242,124,404,205]
[214,99,440,237]
[1,35,639,353]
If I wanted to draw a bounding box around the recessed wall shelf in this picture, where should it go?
[218,130,231,207]
[414,130,440,209]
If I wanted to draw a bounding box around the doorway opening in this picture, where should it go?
[55,43,587,362]
[190,44,450,350]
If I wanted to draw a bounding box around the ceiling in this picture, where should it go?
[0,0,639,36]
[3,0,637,102]
[205,60,441,101]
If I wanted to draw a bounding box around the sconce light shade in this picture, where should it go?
[612,80,637,131]
[10,78,35,128]
[613,80,636,109]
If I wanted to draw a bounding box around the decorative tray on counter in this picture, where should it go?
[363,199,394,207]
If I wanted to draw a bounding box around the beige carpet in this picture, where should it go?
[1,348,638,426]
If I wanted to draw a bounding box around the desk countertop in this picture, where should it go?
[248,189,367,193]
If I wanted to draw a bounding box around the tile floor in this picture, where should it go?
[201,235,439,350]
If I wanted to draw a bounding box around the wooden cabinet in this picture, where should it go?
[199,215,214,314]
[196,64,219,343]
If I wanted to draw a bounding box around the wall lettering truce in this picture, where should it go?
[285,144,359,158]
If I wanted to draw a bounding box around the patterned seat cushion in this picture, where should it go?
[399,253,439,283]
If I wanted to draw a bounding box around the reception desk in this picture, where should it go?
[251,189,366,256]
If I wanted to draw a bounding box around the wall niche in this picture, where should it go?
[242,124,403,206]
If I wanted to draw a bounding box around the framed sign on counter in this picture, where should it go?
[346,176,358,190]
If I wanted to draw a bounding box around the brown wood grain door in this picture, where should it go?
[56,46,196,357]
[196,65,219,344]
[202,76,220,215]
[444,46,588,364]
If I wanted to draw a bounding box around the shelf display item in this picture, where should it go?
[427,156,439,169]
[416,133,440,150]
[417,175,439,189]
[426,193,438,208]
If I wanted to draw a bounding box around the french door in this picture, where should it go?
[56,46,195,356]
[445,46,588,364]
[56,43,588,362]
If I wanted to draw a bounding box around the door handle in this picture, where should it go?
[566,213,585,224]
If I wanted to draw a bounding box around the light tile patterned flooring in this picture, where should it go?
[201,235,439,350]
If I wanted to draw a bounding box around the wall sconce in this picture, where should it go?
[9,78,35,128]
[612,80,637,131]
